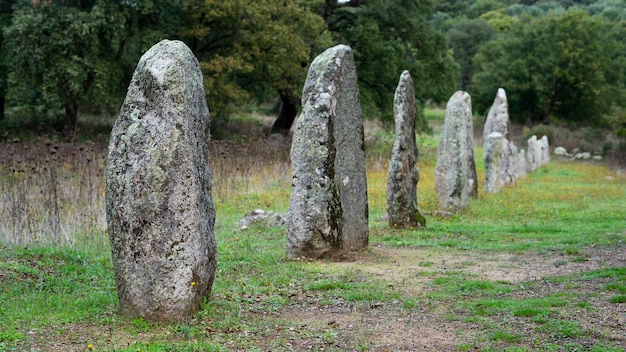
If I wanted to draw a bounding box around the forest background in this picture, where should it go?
[0,0,625,165]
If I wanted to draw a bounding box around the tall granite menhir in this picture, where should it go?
[105,40,216,321]
[434,91,477,211]
[526,135,549,172]
[287,45,368,259]
[482,88,517,191]
[386,71,425,228]
[484,132,504,193]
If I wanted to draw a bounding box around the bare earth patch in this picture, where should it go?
[271,244,626,351]
[325,245,626,289]
[23,244,626,351]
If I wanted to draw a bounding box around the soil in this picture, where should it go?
[18,244,625,352]
[2,136,624,351]
[272,245,626,351]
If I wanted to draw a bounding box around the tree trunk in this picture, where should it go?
[271,94,298,135]
[64,99,78,141]
[324,0,337,22]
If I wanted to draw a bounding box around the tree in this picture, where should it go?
[479,9,519,32]
[434,0,470,18]
[468,0,505,18]
[0,0,17,121]
[326,0,458,124]
[5,2,103,138]
[471,10,626,126]
[447,18,496,90]
[3,0,178,139]
[178,0,331,135]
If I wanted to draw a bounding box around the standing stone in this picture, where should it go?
[501,139,517,185]
[515,148,527,179]
[287,45,368,259]
[526,135,538,172]
[540,136,550,166]
[484,132,504,193]
[526,135,539,172]
[435,91,477,212]
[482,88,509,142]
[105,40,216,321]
[386,70,425,229]
[483,88,516,187]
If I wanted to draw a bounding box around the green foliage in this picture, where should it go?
[1,0,459,135]
[5,2,116,133]
[433,0,626,158]
[471,9,626,126]
[469,0,506,19]
[327,0,458,121]
[446,18,496,89]
[178,0,331,123]
[0,0,18,120]
[2,0,177,137]
[479,8,520,32]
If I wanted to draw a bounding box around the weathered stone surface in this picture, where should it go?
[484,132,504,193]
[501,139,517,185]
[526,135,550,171]
[482,88,509,141]
[514,146,527,179]
[554,146,568,156]
[575,152,592,160]
[483,88,516,187]
[237,209,287,231]
[287,45,368,259]
[105,40,216,322]
[526,135,540,172]
[386,71,425,229]
[434,91,477,211]
[539,136,550,166]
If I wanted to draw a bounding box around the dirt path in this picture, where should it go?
[277,245,626,351]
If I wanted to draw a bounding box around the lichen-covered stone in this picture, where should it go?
[105,40,216,321]
[516,148,527,179]
[539,136,550,166]
[482,88,509,142]
[287,45,368,259]
[501,139,517,186]
[526,135,542,172]
[484,132,504,193]
[434,91,477,212]
[386,71,425,229]
[483,88,516,187]
[554,146,568,156]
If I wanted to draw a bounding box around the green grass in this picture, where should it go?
[424,108,446,121]
[370,162,626,253]
[0,246,116,345]
[490,331,523,343]
[0,111,625,350]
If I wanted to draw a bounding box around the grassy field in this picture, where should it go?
[0,111,625,351]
